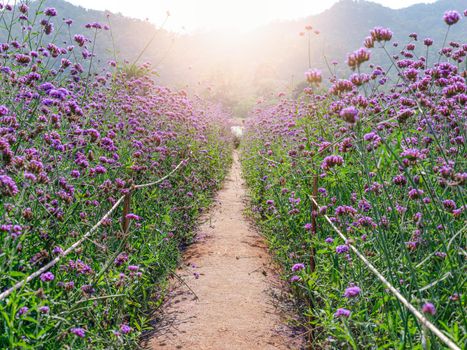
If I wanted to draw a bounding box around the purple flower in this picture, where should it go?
[363,36,374,48]
[305,69,322,85]
[128,265,139,272]
[81,285,95,295]
[40,272,55,282]
[321,155,344,170]
[401,148,425,162]
[70,170,81,178]
[291,263,305,272]
[408,188,424,200]
[125,213,141,220]
[39,306,50,314]
[74,34,86,47]
[344,286,361,298]
[120,324,132,334]
[114,252,128,266]
[0,105,9,115]
[63,281,75,290]
[44,7,58,17]
[423,38,433,46]
[442,199,456,212]
[347,48,370,70]
[304,223,312,230]
[70,327,86,337]
[334,308,351,318]
[89,22,103,29]
[339,106,359,124]
[358,199,372,212]
[393,175,407,186]
[370,27,393,42]
[443,10,461,25]
[336,245,349,254]
[53,246,64,255]
[290,275,301,282]
[0,175,19,197]
[335,205,357,216]
[325,237,334,244]
[19,4,29,13]
[422,302,436,315]
[95,165,107,174]
[17,306,29,316]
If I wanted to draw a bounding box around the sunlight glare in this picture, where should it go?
[66,0,438,32]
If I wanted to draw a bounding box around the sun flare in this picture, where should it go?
[66,0,437,32]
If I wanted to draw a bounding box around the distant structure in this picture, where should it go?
[231,125,244,138]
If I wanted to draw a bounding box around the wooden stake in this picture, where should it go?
[306,173,319,349]
[121,191,132,235]
[310,173,318,273]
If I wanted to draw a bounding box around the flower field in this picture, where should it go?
[242,12,465,350]
[0,3,231,349]
[1,1,466,349]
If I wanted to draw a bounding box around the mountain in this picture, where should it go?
[253,0,466,82]
[5,0,467,115]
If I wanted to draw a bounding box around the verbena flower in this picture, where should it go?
[0,175,19,197]
[336,245,349,254]
[305,69,322,85]
[70,327,86,337]
[290,275,301,282]
[370,27,393,42]
[44,7,57,17]
[120,324,132,334]
[40,272,55,282]
[292,263,305,272]
[334,308,351,318]
[73,34,86,47]
[344,286,361,298]
[443,10,461,25]
[339,106,359,124]
[321,155,344,170]
[347,48,370,70]
[422,302,436,315]
[17,307,29,316]
[125,213,141,220]
[39,306,50,314]
[423,38,433,46]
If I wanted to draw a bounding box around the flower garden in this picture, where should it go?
[242,11,465,350]
[0,1,465,349]
[0,3,231,348]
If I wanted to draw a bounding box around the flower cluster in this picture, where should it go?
[305,68,323,85]
[0,4,232,348]
[242,11,465,349]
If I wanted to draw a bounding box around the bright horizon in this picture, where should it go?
[65,0,438,32]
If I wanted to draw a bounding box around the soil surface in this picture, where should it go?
[146,151,302,350]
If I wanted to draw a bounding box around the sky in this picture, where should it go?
[66,0,438,32]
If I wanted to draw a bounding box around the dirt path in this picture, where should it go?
[146,151,301,350]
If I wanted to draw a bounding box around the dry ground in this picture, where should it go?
[145,151,303,350]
